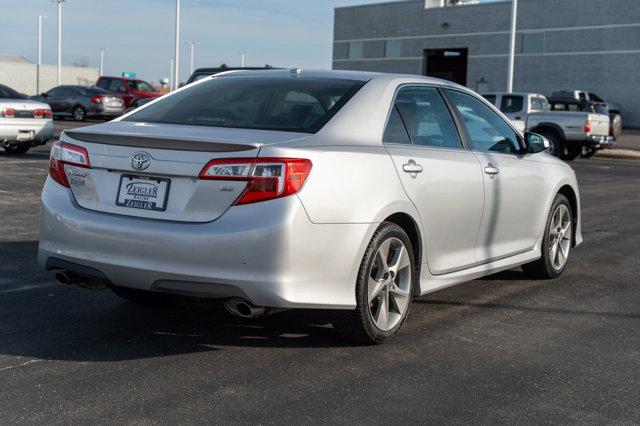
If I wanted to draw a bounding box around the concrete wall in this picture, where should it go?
[0,62,99,96]
[334,0,640,127]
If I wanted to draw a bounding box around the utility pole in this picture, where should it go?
[189,41,196,76]
[99,48,105,76]
[173,0,180,90]
[37,15,46,94]
[53,0,66,86]
[507,0,518,93]
[238,50,246,68]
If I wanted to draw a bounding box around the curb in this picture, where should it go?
[594,149,640,160]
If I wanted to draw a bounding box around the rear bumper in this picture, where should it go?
[587,134,614,148]
[38,178,373,309]
[0,120,54,143]
[87,105,124,119]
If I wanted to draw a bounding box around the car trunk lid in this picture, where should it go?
[61,121,310,222]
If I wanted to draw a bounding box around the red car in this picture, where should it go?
[95,76,160,108]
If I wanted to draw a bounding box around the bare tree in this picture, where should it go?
[73,56,90,67]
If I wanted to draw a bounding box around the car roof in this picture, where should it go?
[207,68,466,87]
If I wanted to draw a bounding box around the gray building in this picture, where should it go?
[333,0,640,126]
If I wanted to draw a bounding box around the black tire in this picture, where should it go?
[111,286,161,305]
[581,146,597,158]
[537,129,564,159]
[333,222,416,344]
[72,105,87,122]
[3,144,30,154]
[522,194,573,279]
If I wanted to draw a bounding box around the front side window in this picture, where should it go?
[108,79,125,92]
[388,86,461,149]
[446,89,521,154]
[500,95,524,113]
[125,75,365,133]
[349,42,364,59]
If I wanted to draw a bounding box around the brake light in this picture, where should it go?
[584,120,591,134]
[199,157,312,205]
[33,108,52,118]
[1,108,15,118]
[91,95,104,103]
[49,141,91,188]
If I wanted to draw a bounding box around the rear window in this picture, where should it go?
[500,95,524,113]
[0,84,25,99]
[125,75,365,133]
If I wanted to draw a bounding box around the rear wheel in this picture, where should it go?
[3,144,30,154]
[72,105,87,122]
[333,222,415,344]
[522,194,573,279]
[111,286,161,305]
[538,130,563,159]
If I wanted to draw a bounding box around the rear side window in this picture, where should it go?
[96,78,110,89]
[108,79,125,92]
[500,95,524,113]
[385,86,461,149]
[125,75,365,133]
[383,106,411,144]
[482,94,497,105]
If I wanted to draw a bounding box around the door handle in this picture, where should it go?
[484,163,499,175]
[402,160,423,175]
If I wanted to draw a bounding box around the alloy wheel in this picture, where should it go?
[367,237,412,331]
[549,204,572,270]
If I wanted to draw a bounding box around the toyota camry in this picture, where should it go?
[38,69,582,344]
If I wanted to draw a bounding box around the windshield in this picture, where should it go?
[124,75,365,133]
[0,84,25,99]
[127,80,156,92]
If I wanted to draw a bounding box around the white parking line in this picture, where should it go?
[0,359,43,372]
[0,282,58,294]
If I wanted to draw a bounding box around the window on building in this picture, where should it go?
[348,42,364,59]
[521,32,544,54]
[385,40,402,58]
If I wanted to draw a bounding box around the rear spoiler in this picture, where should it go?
[64,130,258,153]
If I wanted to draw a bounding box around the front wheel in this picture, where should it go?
[522,194,573,279]
[333,222,415,344]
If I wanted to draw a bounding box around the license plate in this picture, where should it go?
[116,174,170,211]
[17,131,34,141]
[106,101,122,108]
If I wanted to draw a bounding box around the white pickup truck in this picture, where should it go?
[482,92,611,160]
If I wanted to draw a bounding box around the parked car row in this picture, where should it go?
[482,90,621,160]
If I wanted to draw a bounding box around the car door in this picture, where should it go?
[444,89,548,264]
[45,87,65,114]
[59,87,77,114]
[384,85,485,275]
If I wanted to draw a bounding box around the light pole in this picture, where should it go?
[173,0,180,90]
[238,50,246,68]
[53,0,66,86]
[188,41,196,76]
[37,15,46,94]
[99,48,105,76]
[507,0,518,93]
[169,57,175,91]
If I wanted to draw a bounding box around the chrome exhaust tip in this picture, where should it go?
[54,271,83,285]
[223,298,267,318]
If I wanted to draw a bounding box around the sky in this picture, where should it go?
[4,0,493,84]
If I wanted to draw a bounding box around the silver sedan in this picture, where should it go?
[38,69,582,344]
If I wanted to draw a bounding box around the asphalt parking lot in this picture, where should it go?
[1,121,640,423]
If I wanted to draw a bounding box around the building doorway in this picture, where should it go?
[424,48,468,86]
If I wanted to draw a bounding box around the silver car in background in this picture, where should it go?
[38,69,582,344]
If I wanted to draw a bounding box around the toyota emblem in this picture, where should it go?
[131,152,151,171]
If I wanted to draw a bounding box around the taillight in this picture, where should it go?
[91,95,104,103]
[1,108,15,118]
[584,120,591,134]
[49,141,91,188]
[199,157,312,205]
[33,108,52,118]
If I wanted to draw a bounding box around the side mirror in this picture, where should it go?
[524,131,550,154]
[41,92,48,98]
